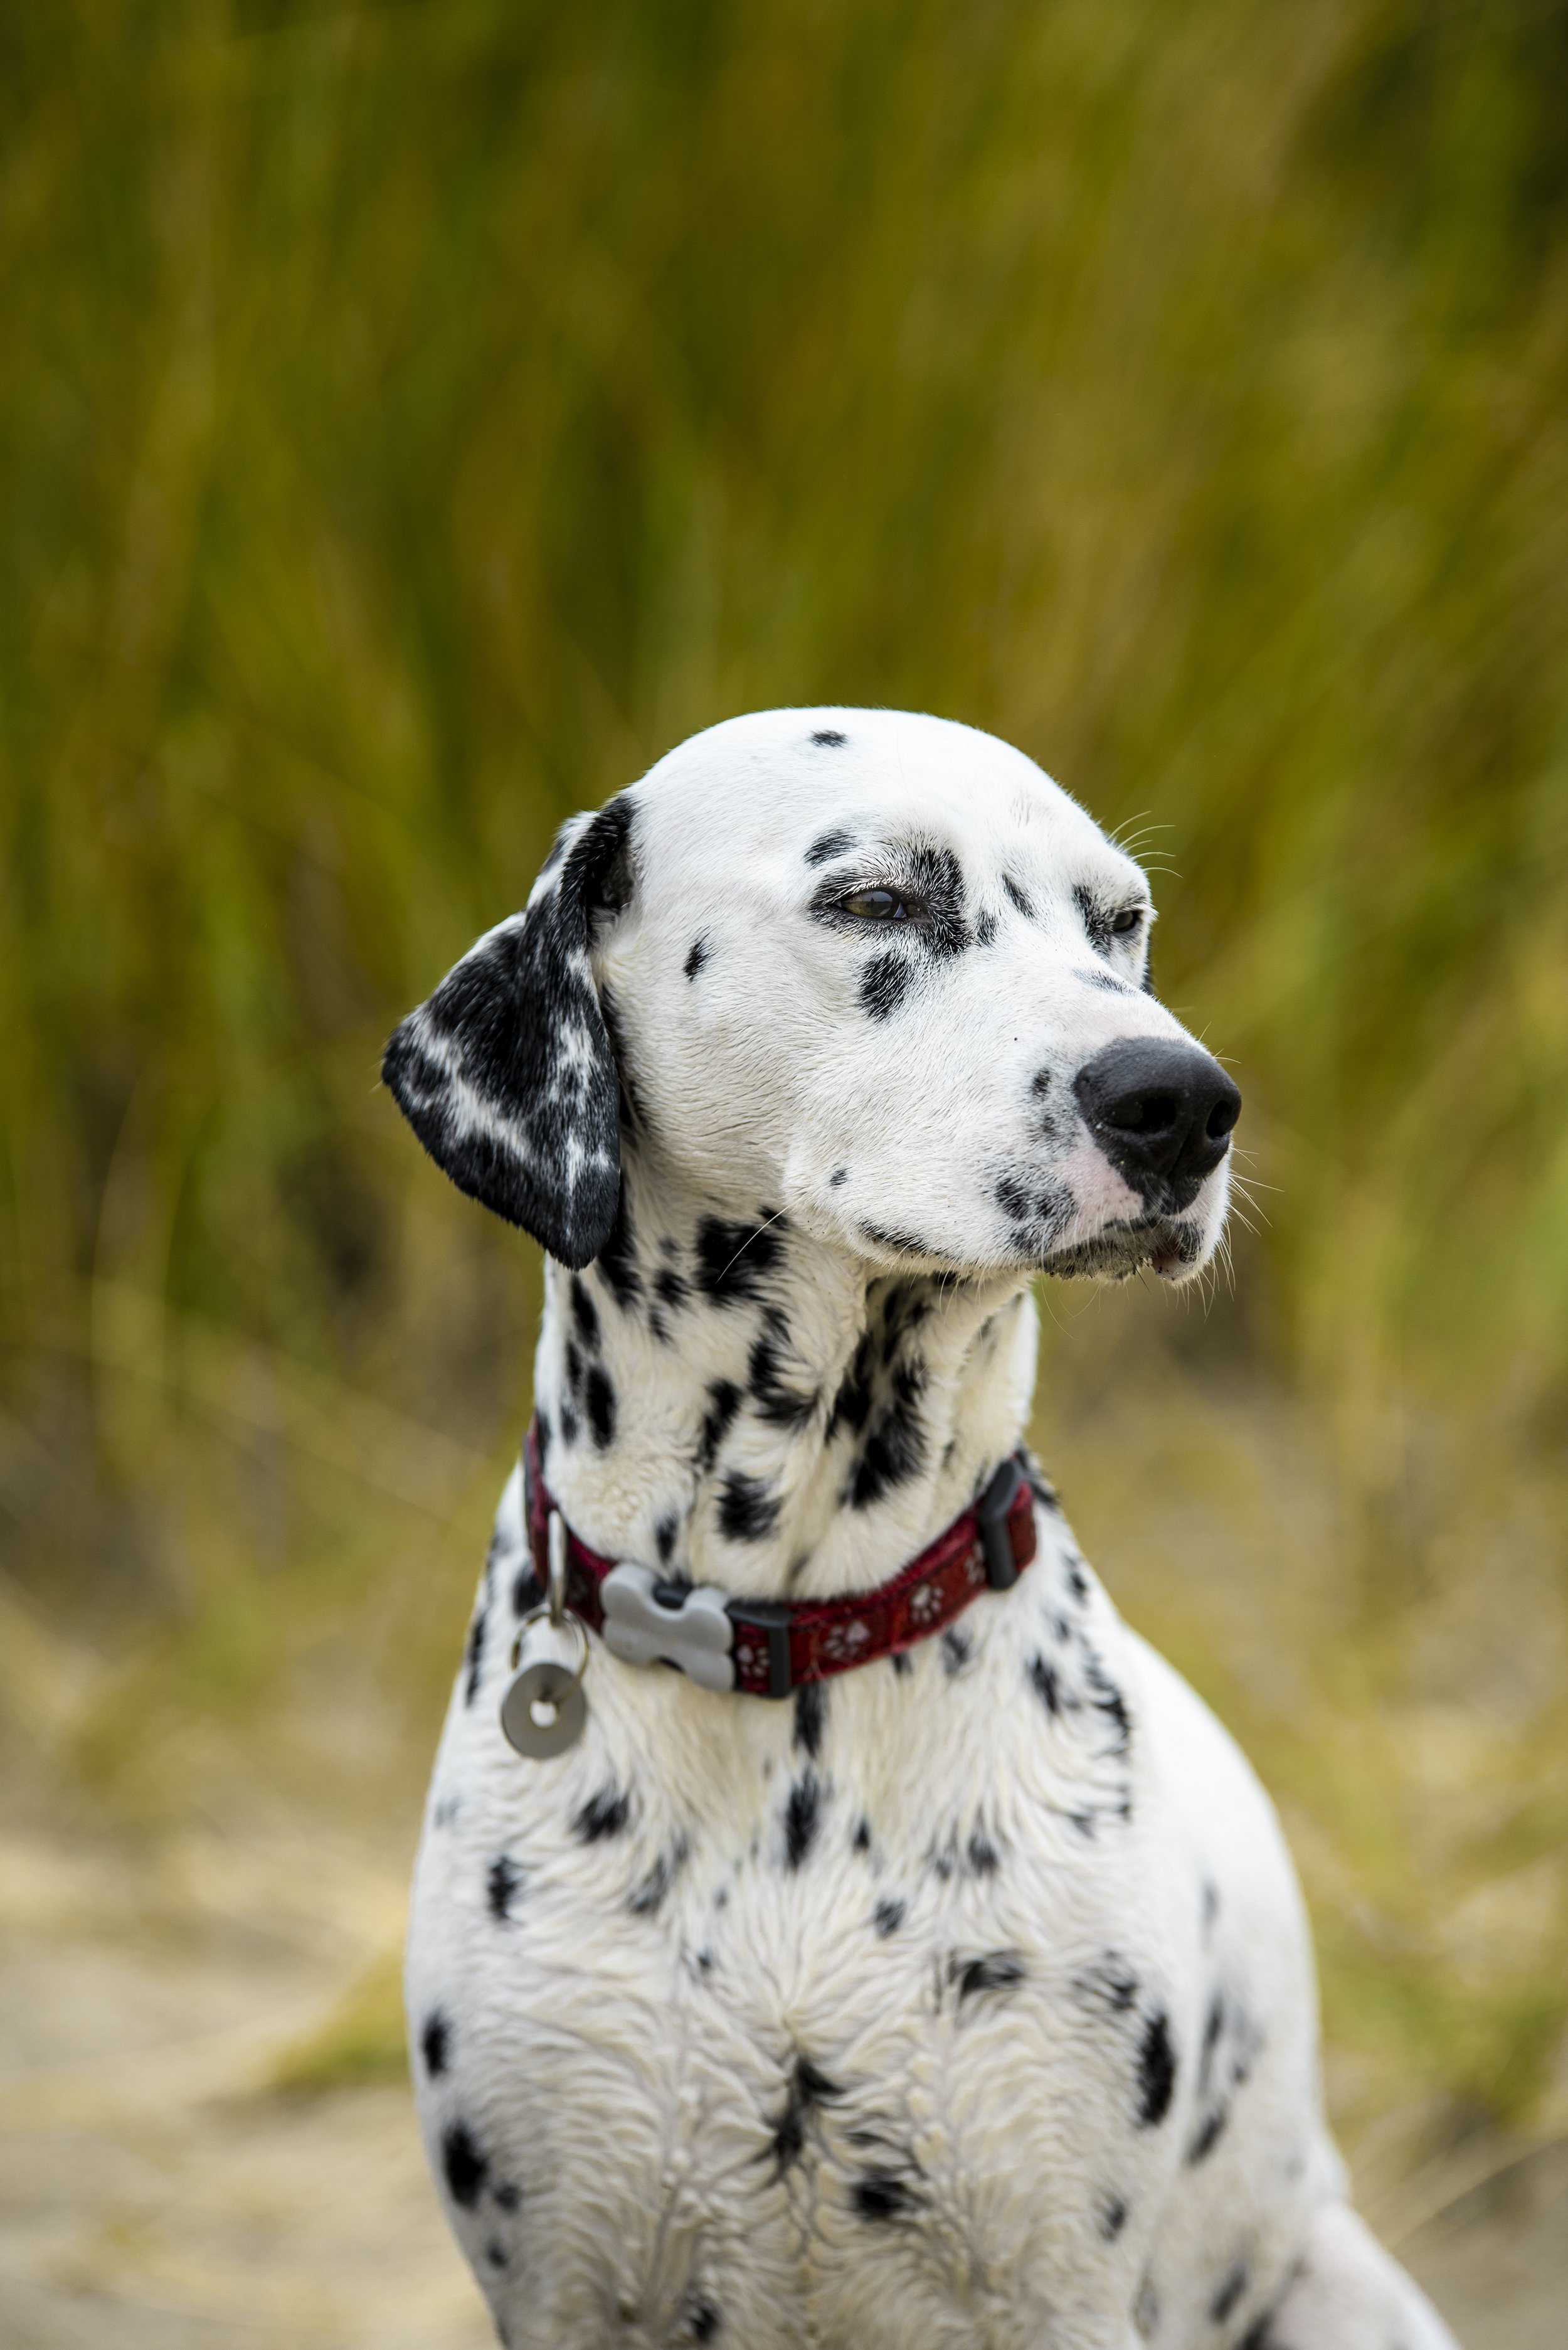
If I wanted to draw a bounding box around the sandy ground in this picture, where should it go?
[0,1800,1561,2350]
[0,1805,492,2350]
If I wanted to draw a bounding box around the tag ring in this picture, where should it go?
[510,1514,588,1688]
[510,1602,589,1687]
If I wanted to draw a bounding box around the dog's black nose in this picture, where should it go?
[1073,1038,1240,1207]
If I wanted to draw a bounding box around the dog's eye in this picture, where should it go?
[841,887,913,921]
[1111,907,1144,936]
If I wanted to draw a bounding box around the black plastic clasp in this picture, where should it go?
[976,1454,1025,1590]
[726,1600,794,1698]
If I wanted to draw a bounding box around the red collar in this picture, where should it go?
[523,1423,1039,1699]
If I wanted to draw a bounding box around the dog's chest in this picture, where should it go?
[402,1521,1271,2349]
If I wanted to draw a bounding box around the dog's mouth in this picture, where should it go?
[1037,1216,1205,1284]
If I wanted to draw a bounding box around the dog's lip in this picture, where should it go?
[1035,1215,1199,1281]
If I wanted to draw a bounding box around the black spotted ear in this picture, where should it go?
[382,797,635,1267]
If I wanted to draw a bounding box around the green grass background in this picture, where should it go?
[3,0,1566,2156]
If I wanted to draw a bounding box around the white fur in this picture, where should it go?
[400,711,1458,2350]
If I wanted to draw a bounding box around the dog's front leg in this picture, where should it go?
[1254,2203,1458,2349]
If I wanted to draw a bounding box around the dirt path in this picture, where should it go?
[0,1809,492,2349]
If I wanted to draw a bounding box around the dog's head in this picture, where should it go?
[384,710,1237,1282]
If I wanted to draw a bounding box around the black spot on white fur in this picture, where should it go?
[698,1378,741,1469]
[1210,2260,1249,2325]
[766,2052,842,2172]
[1073,883,1115,955]
[840,1292,930,1506]
[810,730,848,750]
[1136,2010,1177,2126]
[629,1836,690,1917]
[1187,1984,1263,2164]
[874,1897,904,1936]
[442,2120,488,2208]
[487,1855,523,1920]
[696,1215,783,1304]
[573,1784,630,1841]
[463,1605,487,1705]
[568,1275,599,1348]
[805,825,855,863]
[1098,2193,1129,2241]
[719,1470,780,1540]
[793,1683,826,1760]
[750,1316,818,1426]
[784,1772,820,1867]
[1073,1954,1140,2016]
[861,952,912,1019]
[681,2292,721,2342]
[994,1170,1074,1257]
[684,937,709,979]
[953,1951,1025,2002]
[860,1220,931,1255]
[585,1363,616,1447]
[595,1187,644,1308]
[654,1263,687,1316]
[1029,1653,1061,1713]
[421,2011,450,2076]
[853,2171,922,2223]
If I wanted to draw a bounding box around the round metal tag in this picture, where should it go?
[500,1658,588,1759]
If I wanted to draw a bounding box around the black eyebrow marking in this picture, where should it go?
[805,829,856,866]
[1002,874,1034,918]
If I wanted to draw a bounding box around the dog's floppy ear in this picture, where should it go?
[382,796,635,1268]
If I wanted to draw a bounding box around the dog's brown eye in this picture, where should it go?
[842,887,910,920]
[1111,907,1144,935]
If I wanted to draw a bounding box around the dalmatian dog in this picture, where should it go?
[384,710,1458,2350]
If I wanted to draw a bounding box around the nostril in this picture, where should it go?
[1205,1092,1240,1142]
[1106,1090,1180,1137]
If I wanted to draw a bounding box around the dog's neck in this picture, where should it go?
[531,1151,1039,1602]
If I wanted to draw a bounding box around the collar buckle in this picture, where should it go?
[724,1600,793,1699]
[976,1455,1025,1590]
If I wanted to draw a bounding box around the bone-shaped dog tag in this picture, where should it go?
[601,1565,736,1691]
[500,1657,588,1758]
